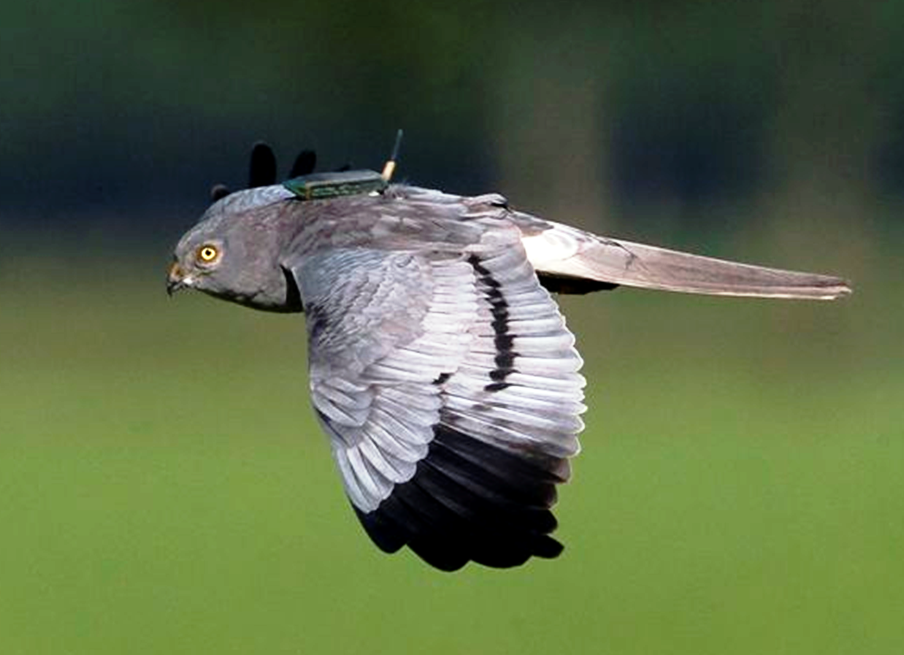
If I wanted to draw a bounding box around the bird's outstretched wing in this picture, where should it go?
[514,217,852,299]
[285,208,584,571]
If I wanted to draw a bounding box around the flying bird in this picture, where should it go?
[167,137,851,571]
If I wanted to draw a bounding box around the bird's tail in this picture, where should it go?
[520,221,852,300]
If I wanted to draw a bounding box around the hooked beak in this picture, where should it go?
[167,262,190,296]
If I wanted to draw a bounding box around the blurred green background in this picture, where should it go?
[1,1,901,654]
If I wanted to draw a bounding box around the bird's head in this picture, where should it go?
[167,185,303,312]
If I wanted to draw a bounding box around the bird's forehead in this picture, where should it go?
[173,220,223,260]
[176,220,211,247]
[175,184,294,254]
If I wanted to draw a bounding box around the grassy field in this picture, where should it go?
[0,245,900,655]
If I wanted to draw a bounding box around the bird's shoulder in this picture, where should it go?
[284,185,523,255]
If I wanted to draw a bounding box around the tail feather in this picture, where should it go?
[520,222,852,300]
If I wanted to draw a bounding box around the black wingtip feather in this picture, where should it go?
[248,141,278,188]
[354,506,407,554]
[538,273,620,294]
[209,183,231,202]
[353,424,569,571]
[289,149,317,178]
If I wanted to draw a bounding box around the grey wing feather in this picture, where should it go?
[286,208,584,570]
[291,248,466,510]
[515,218,852,299]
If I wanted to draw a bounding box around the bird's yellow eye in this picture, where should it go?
[197,245,219,264]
